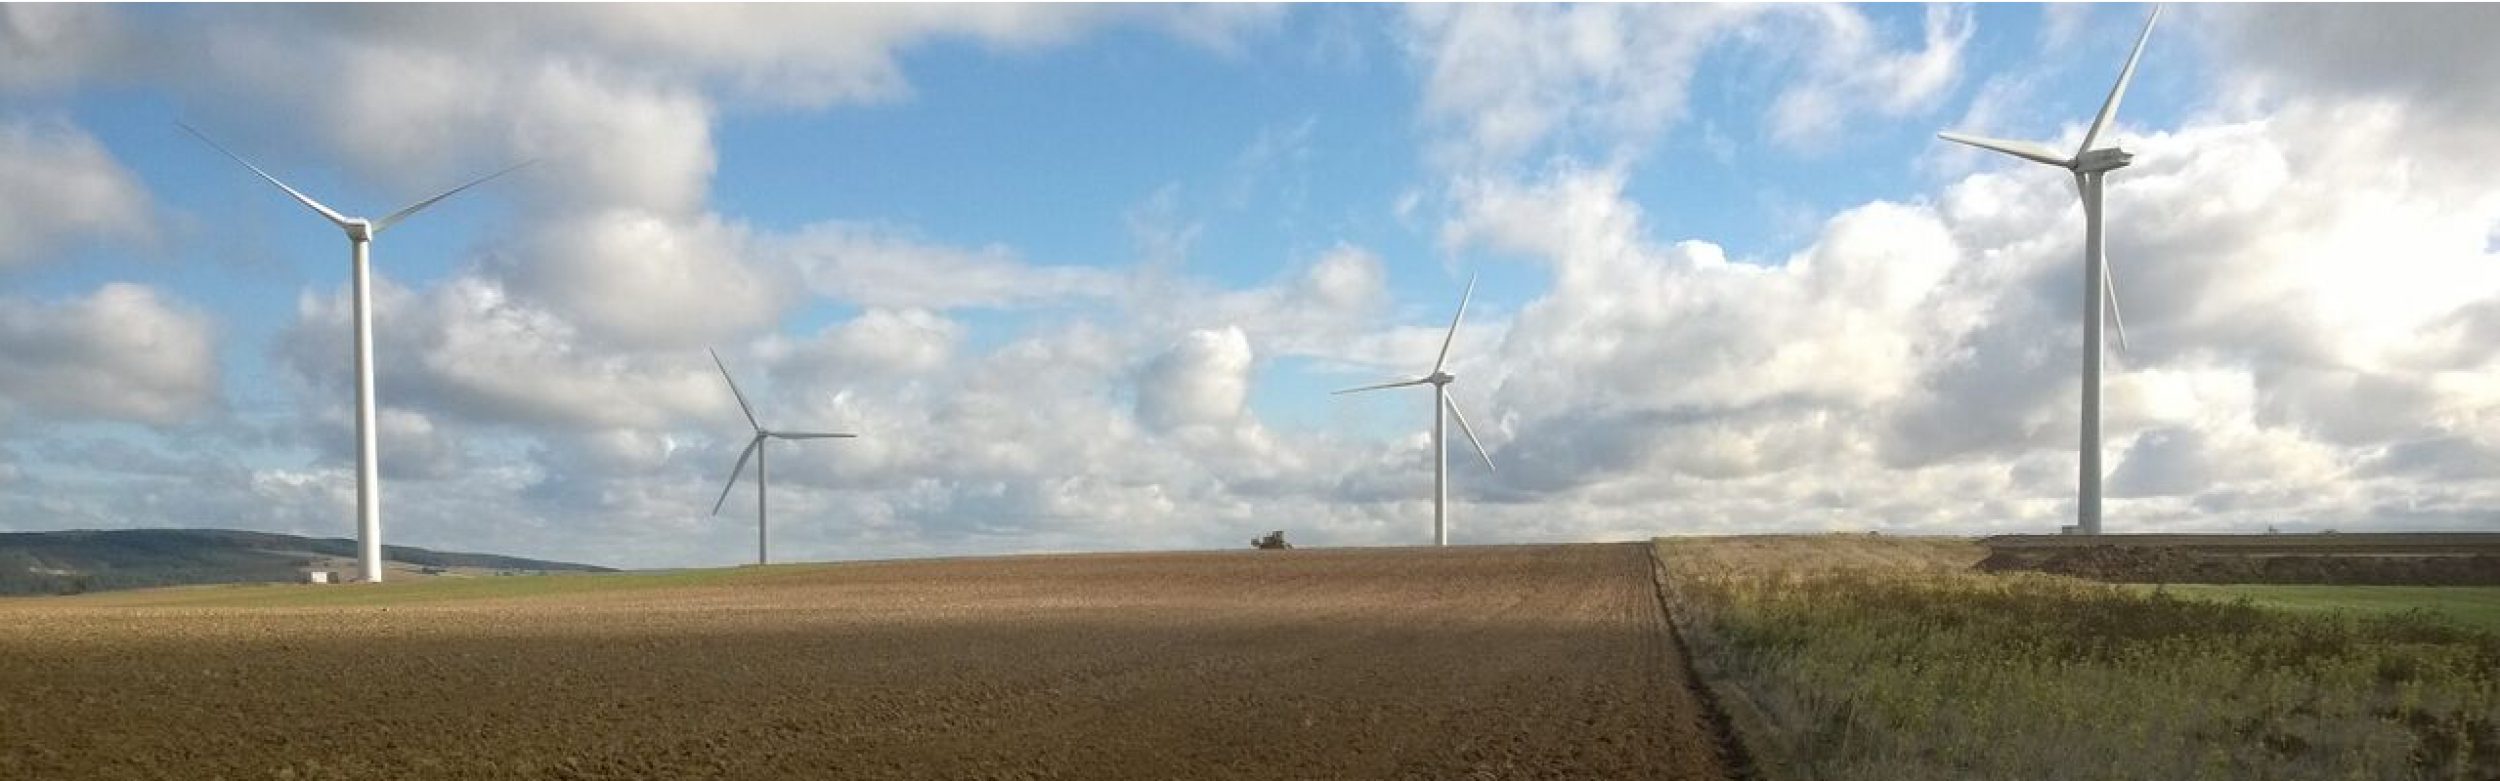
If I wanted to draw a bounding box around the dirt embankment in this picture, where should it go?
[1979,546,2500,585]
[0,544,1735,781]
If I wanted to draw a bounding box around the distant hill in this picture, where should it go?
[0,529,613,596]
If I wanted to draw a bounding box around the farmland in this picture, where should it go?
[0,544,1733,780]
[1656,535,2500,781]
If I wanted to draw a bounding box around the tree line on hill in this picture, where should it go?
[0,529,611,596]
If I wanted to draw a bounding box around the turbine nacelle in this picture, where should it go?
[1428,371,1455,386]
[2073,146,2134,174]
[343,219,375,242]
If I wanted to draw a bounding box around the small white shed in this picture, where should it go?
[305,571,333,584]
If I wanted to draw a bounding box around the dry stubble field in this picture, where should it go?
[0,544,1733,780]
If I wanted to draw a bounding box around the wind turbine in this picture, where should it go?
[1937,6,2160,536]
[182,122,531,583]
[1334,275,1497,546]
[709,348,856,565]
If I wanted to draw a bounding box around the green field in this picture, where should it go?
[2138,584,2500,633]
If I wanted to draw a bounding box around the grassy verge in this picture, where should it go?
[1656,535,2500,781]
[2133,585,2500,634]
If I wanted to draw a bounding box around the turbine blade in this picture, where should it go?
[1444,396,1496,472]
[373,158,536,235]
[1938,132,2072,167]
[710,437,762,516]
[709,348,761,431]
[1332,377,1431,395]
[179,122,352,228]
[2078,171,2132,354]
[1432,274,1478,374]
[2076,5,2162,158]
[2105,262,2132,354]
[771,432,856,440]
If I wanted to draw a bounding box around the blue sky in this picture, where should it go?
[4,4,2497,568]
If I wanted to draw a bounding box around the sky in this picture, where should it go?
[3,3,2497,569]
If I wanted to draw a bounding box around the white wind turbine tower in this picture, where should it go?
[1937,6,2160,536]
[709,349,856,565]
[183,123,530,583]
[1335,275,1497,546]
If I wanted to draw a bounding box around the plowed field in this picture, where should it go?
[0,543,1732,780]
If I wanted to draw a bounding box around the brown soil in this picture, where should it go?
[0,544,1734,780]
[1978,546,2500,585]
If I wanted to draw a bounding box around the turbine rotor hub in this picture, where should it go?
[344,219,374,241]
[1429,371,1455,385]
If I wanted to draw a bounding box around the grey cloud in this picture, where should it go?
[2255,367,2447,447]
[1454,171,1961,420]
[166,5,1108,214]
[2365,435,2500,484]
[1497,400,1851,499]
[1296,243,1386,315]
[1883,294,2072,467]
[1766,4,1974,151]
[276,275,735,431]
[0,117,154,267]
[1136,327,1253,432]
[2207,5,2500,125]
[296,5,1100,109]
[25,436,196,479]
[0,5,134,92]
[1123,242,1396,365]
[491,209,791,349]
[2107,428,2211,498]
[785,222,1126,311]
[2353,500,2500,534]
[0,284,218,425]
[1494,407,1691,496]
[773,309,962,383]
[1401,4,1763,170]
[292,408,468,481]
[1404,4,1978,168]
